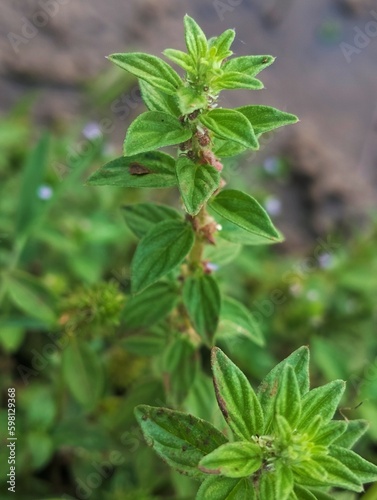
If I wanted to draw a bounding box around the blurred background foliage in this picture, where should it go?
[1,0,377,498]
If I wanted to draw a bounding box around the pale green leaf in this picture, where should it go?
[212,72,264,91]
[184,15,208,60]
[163,48,196,74]
[223,55,275,78]
[329,445,377,484]
[199,441,262,478]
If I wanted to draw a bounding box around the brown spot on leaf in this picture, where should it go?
[129,163,150,175]
[213,378,229,420]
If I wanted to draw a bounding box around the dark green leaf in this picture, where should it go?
[212,72,264,91]
[333,419,368,449]
[200,109,258,149]
[163,336,199,405]
[258,346,310,433]
[6,274,56,325]
[197,476,255,500]
[124,111,192,156]
[16,133,49,236]
[131,220,194,293]
[236,105,298,136]
[122,329,166,357]
[183,274,221,344]
[123,281,178,328]
[139,79,180,116]
[223,55,275,78]
[199,441,262,478]
[217,297,264,347]
[211,347,264,440]
[293,486,319,500]
[176,157,220,216]
[108,52,181,95]
[134,405,227,477]
[87,151,177,188]
[184,15,207,60]
[274,365,301,428]
[298,380,346,431]
[209,190,282,244]
[122,202,182,239]
[62,340,104,409]
[329,445,377,484]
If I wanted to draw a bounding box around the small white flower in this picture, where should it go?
[82,122,102,140]
[37,185,53,200]
[264,196,282,216]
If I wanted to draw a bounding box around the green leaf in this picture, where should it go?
[176,157,220,216]
[204,239,242,266]
[87,151,177,188]
[0,326,25,353]
[236,105,298,136]
[274,365,301,428]
[334,419,368,449]
[209,190,282,244]
[163,337,199,405]
[311,454,363,492]
[108,52,181,95]
[211,347,264,440]
[183,274,221,344]
[134,405,227,477]
[213,137,247,158]
[313,420,347,446]
[223,55,275,78]
[200,109,258,149]
[199,441,262,478]
[329,445,377,484]
[184,15,208,61]
[139,79,180,116]
[176,86,208,115]
[62,340,104,409]
[131,220,194,293]
[257,346,310,433]
[211,212,283,246]
[217,297,264,346]
[298,380,346,431]
[163,48,196,74]
[212,72,264,91]
[6,274,56,325]
[16,133,49,236]
[209,29,235,61]
[122,329,165,357]
[306,489,334,500]
[124,111,192,156]
[293,485,319,500]
[197,476,255,500]
[259,466,294,500]
[122,202,182,239]
[123,282,178,329]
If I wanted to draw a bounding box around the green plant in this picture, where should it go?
[87,15,297,361]
[136,346,377,499]
[85,15,377,497]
